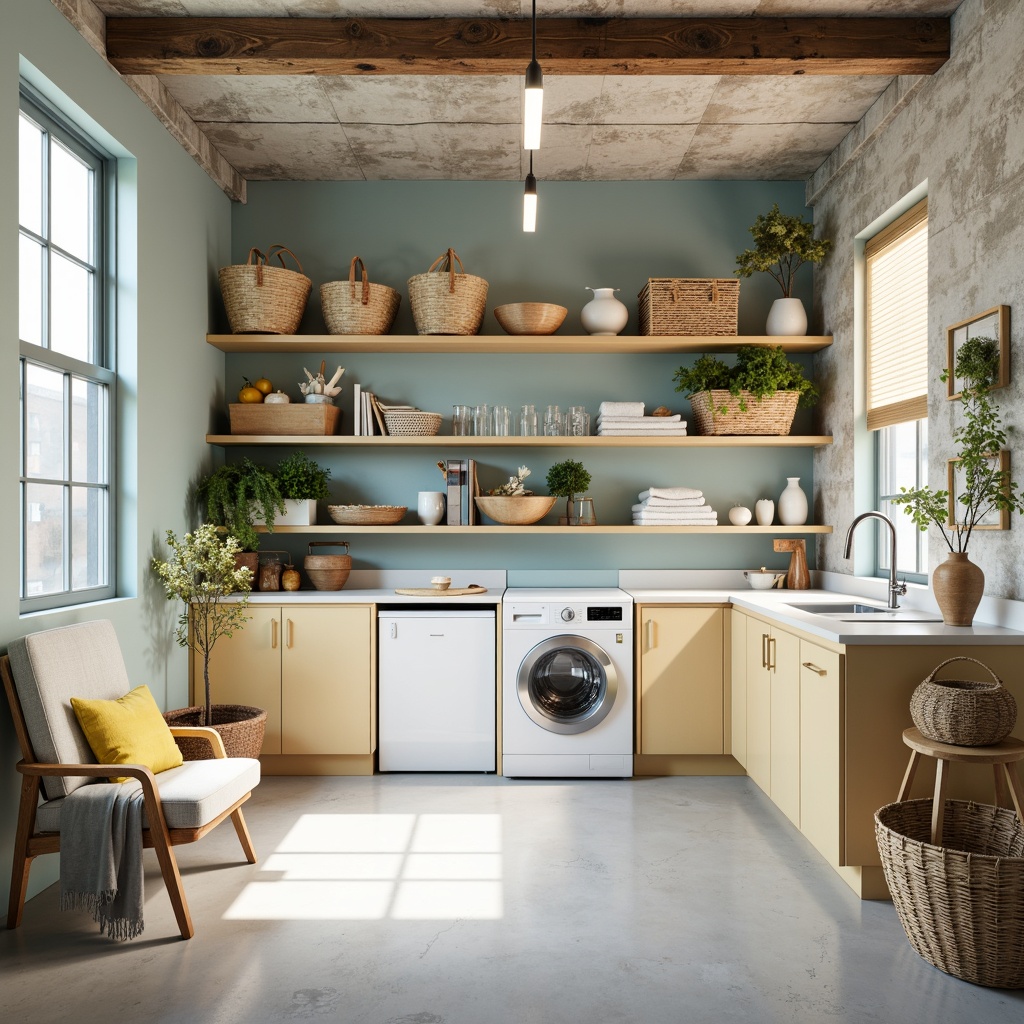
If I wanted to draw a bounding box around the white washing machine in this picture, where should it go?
[502,588,634,778]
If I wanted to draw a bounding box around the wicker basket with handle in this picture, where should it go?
[303,541,351,591]
[638,278,740,336]
[219,245,312,334]
[910,656,1018,747]
[689,389,798,436]
[408,248,488,335]
[320,256,401,335]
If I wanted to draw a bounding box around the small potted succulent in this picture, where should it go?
[273,450,332,526]
[546,459,595,526]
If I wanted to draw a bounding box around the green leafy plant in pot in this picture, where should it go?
[892,336,1024,625]
[275,450,331,526]
[198,457,285,557]
[546,459,593,525]
[151,524,267,758]
[735,203,832,335]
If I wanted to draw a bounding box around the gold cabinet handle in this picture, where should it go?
[802,661,827,676]
[761,632,768,669]
[287,618,294,648]
[271,618,278,650]
[767,635,777,672]
[646,618,655,652]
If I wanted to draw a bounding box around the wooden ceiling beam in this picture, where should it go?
[105,16,949,77]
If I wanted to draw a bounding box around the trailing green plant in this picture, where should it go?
[198,458,285,552]
[893,335,1023,553]
[151,524,253,727]
[673,345,818,413]
[276,450,331,501]
[735,203,832,297]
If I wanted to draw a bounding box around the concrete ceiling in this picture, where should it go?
[87,1,962,187]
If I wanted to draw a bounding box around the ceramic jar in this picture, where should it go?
[766,297,808,336]
[931,551,985,626]
[417,491,446,526]
[755,498,775,526]
[581,287,628,336]
[728,505,752,526]
[777,477,808,525]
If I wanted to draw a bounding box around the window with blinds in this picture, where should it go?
[865,200,929,431]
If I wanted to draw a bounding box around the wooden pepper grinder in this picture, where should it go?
[773,538,809,590]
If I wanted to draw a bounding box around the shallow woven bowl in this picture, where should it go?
[493,302,568,336]
[328,504,407,525]
[474,495,558,525]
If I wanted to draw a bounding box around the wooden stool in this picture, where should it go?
[897,726,1024,845]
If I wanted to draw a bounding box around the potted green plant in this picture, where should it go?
[198,457,285,558]
[892,336,1024,625]
[673,345,818,436]
[151,524,267,758]
[274,450,332,526]
[735,203,832,335]
[546,459,594,525]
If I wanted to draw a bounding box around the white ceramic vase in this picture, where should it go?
[777,477,808,525]
[755,498,775,526]
[728,505,752,526]
[581,287,629,336]
[766,297,808,336]
[417,491,445,526]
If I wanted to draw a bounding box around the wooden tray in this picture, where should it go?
[393,586,488,596]
[229,402,341,436]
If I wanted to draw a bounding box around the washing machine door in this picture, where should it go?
[517,634,618,735]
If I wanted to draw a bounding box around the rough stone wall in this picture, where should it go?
[810,0,1024,598]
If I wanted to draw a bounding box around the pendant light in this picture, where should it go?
[523,0,543,150]
[523,152,537,232]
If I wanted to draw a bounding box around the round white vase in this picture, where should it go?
[766,297,808,336]
[728,505,752,526]
[755,498,775,526]
[417,490,445,526]
[777,477,808,525]
[581,287,629,336]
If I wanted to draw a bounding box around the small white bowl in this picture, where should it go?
[431,576,452,591]
[744,569,784,590]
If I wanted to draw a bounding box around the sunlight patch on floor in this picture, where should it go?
[224,813,504,920]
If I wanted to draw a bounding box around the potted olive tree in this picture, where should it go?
[273,450,331,526]
[546,459,594,526]
[735,203,832,335]
[151,524,267,759]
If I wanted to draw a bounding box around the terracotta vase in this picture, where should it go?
[931,551,985,626]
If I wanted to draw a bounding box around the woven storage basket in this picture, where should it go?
[910,657,1018,747]
[408,248,488,335]
[638,278,740,336]
[328,504,407,525]
[320,256,401,335]
[875,799,1024,988]
[163,705,267,761]
[303,541,351,591]
[689,389,799,436]
[383,410,442,436]
[219,245,312,334]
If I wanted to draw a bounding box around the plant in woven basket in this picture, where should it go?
[735,203,832,297]
[198,458,285,552]
[276,450,331,501]
[151,524,252,727]
[546,459,592,521]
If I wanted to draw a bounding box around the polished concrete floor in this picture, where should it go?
[3,774,1023,1024]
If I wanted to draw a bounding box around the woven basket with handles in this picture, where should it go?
[638,278,740,336]
[910,656,1018,746]
[320,256,401,335]
[219,245,311,334]
[408,248,488,335]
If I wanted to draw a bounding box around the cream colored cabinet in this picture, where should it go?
[197,604,373,758]
[730,609,747,767]
[637,606,725,755]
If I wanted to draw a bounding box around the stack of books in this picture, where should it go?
[352,385,419,436]
[445,459,479,525]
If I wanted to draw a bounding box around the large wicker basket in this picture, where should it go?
[408,248,488,335]
[875,799,1024,988]
[303,541,351,591]
[219,245,311,334]
[163,704,267,761]
[910,657,1018,747]
[320,256,401,335]
[689,389,799,436]
[638,278,740,336]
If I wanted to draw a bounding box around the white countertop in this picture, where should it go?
[244,587,502,606]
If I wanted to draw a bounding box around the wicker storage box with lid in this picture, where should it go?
[638,278,740,336]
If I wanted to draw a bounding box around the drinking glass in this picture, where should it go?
[543,405,563,436]
[452,404,470,436]
[473,404,491,436]
[493,405,512,436]
[568,405,590,437]
[519,404,538,436]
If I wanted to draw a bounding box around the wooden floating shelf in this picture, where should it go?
[207,333,833,355]
[260,525,833,536]
[208,434,834,448]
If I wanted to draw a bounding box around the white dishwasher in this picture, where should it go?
[377,609,496,771]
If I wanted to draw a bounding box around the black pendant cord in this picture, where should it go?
[532,0,537,63]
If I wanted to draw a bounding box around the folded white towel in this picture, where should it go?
[598,427,688,435]
[632,499,705,511]
[596,414,683,424]
[638,487,704,501]
[599,401,645,417]
[634,508,717,521]
[597,420,686,431]
[633,516,719,526]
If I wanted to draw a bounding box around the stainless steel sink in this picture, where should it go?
[785,601,943,622]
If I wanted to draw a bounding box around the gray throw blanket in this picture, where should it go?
[59,779,146,940]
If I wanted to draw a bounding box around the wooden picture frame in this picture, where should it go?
[946,305,1010,399]
[946,450,1010,530]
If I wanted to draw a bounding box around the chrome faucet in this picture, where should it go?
[843,511,908,609]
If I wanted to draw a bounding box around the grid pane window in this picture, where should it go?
[19,91,115,610]
[878,420,928,576]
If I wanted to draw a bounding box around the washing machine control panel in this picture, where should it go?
[560,607,576,621]
[587,606,624,621]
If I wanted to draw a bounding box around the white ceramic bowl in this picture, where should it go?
[744,569,785,590]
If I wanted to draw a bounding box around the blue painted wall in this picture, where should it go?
[227,180,820,575]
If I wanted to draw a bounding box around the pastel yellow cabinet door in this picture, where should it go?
[745,622,771,794]
[639,607,724,755]
[769,625,801,827]
[197,605,283,755]
[281,606,372,755]
[730,609,747,767]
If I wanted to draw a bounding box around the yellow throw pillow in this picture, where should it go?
[71,684,183,782]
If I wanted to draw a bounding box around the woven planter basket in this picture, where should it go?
[875,799,1024,988]
[303,541,351,591]
[408,248,488,335]
[910,657,1018,747]
[219,245,311,334]
[163,704,267,761]
[689,389,799,436]
[320,256,401,335]
[638,278,740,336]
